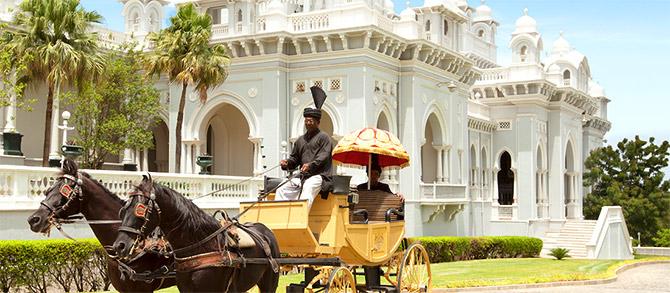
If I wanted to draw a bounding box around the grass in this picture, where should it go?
[118,255,670,292]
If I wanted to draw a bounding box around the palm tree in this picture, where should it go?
[144,3,230,172]
[1,0,104,166]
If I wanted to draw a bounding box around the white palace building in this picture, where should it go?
[0,0,632,258]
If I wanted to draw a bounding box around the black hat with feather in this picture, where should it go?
[303,86,327,120]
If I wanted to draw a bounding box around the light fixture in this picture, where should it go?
[437,81,458,92]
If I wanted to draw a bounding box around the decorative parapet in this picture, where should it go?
[550,87,599,115]
[583,116,611,132]
[467,117,496,132]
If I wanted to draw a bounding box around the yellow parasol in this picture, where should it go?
[333,127,410,169]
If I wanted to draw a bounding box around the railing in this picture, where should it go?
[90,24,129,50]
[479,68,509,82]
[289,12,330,32]
[586,206,634,259]
[212,24,230,36]
[419,183,467,202]
[376,14,393,32]
[0,165,261,210]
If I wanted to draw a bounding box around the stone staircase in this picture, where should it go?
[541,220,597,258]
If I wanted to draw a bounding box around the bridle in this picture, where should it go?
[39,173,85,237]
[117,184,162,261]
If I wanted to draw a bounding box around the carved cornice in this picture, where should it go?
[583,116,611,132]
[468,117,496,133]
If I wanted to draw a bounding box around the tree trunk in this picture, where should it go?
[42,84,54,167]
[175,83,187,173]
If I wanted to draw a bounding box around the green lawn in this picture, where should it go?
[140,255,668,292]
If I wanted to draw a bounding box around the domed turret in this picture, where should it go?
[474,0,493,22]
[589,80,606,97]
[551,31,571,56]
[384,0,394,13]
[513,8,537,35]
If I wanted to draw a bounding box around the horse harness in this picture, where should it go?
[121,184,280,275]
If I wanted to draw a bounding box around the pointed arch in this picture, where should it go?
[374,103,397,134]
[480,146,488,188]
[497,150,515,205]
[469,144,477,187]
[421,103,447,145]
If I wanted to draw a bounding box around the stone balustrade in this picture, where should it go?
[419,182,467,202]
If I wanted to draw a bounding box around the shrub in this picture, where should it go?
[0,239,107,293]
[408,236,543,263]
[549,247,571,260]
[652,229,670,247]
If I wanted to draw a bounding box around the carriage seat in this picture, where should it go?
[351,190,404,223]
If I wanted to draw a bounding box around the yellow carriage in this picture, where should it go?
[239,128,432,292]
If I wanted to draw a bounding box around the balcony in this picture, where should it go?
[0,165,262,211]
[418,182,467,204]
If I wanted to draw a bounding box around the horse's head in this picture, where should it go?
[113,174,161,260]
[28,159,85,233]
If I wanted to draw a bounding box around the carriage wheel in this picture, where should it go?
[397,243,432,292]
[326,267,356,293]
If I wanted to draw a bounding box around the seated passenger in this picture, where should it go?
[357,164,404,203]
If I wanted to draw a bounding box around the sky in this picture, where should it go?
[80,0,670,149]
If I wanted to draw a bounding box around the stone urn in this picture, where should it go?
[61,144,84,160]
[196,154,213,175]
[2,132,23,156]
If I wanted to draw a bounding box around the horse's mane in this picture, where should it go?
[139,182,220,235]
[58,159,125,206]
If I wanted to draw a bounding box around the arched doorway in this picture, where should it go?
[148,120,169,172]
[205,104,253,176]
[497,151,514,205]
[421,113,444,183]
[564,142,576,218]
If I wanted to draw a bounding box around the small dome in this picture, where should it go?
[474,0,493,22]
[384,0,394,12]
[589,80,606,97]
[551,31,571,55]
[547,64,561,74]
[513,8,537,35]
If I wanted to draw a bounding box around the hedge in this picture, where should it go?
[408,236,543,263]
[0,239,108,293]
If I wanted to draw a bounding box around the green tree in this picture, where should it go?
[583,136,670,245]
[65,45,161,169]
[0,38,35,115]
[143,3,230,171]
[0,0,104,166]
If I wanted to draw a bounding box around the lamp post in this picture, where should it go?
[58,111,83,163]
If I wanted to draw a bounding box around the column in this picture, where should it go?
[48,85,61,160]
[183,142,193,174]
[304,0,311,12]
[142,148,149,171]
[443,146,451,183]
[122,148,134,165]
[193,142,202,173]
[134,149,141,168]
[249,137,263,176]
[3,88,16,132]
[434,145,443,183]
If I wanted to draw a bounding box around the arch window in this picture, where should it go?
[237,9,243,22]
[520,45,528,62]
[469,145,477,187]
[497,151,514,205]
[480,147,487,188]
[425,20,431,32]
[478,29,485,38]
[443,20,449,35]
[563,70,571,86]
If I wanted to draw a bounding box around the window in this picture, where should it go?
[563,70,571,86]
[478,29,484,38]
[443,20,449,35]
[295,81,305,93]
[425,20,431,32]
[208,8,221,24]
[329,78,341,91]
[520,45,527,62]
[312,79,323,89]
[237,9,243,22]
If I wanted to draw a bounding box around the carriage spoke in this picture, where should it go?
[397,243,432,293]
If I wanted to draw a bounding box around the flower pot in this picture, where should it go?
[196,155,213,175]
[2,132,23,156]
[61,144,83,160]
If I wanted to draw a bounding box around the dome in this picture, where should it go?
[512,8,538,35]
[547,64,561,74]
[384,0,394,12]
[473,1,493,22]
[589,80,606,97]
[551,32,571,55]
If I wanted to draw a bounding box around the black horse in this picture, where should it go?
[26,159,176,292]
[112,175,280,292]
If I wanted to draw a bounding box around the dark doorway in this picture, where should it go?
[497,151,514,205]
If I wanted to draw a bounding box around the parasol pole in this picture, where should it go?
[368,153,372,190]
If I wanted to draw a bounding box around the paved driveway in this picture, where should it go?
[450,263,670,293]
